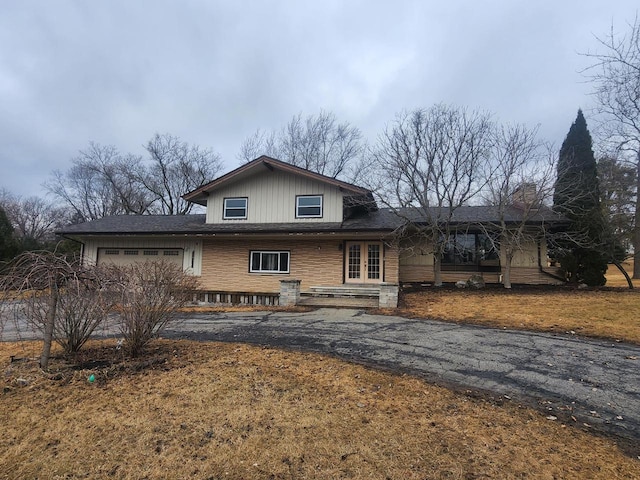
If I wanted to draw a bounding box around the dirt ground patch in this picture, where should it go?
[1,339,639,479]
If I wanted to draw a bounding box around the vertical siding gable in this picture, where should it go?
[205,169,345,224]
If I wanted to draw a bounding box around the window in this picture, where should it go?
[296,195,323,218]
[442,233,499,271]
[163,250,180,256]
[124,250,139,256]
[143,250,159,256]
[104,249,119,255]
[223,197,247,219]
[443,234,476,266]
[249,251,290,274]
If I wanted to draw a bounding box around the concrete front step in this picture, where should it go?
[308,285,381,297]
[297,295,378,308]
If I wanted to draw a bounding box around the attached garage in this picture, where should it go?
[96,248,184,268]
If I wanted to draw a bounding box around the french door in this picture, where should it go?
[345,241,383,284]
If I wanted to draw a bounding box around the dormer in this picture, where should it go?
[183,156,376,224]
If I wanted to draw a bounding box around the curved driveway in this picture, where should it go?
[163,308,640,447]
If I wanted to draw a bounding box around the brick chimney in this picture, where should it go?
[511,183,538,208]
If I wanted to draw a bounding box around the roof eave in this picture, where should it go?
[183,155,371,202]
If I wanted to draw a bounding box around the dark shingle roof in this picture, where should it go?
[393,205,566,225]
[57,206,566,237]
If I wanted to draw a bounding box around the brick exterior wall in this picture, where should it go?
[199,237,400,293]
[383,243,400,283]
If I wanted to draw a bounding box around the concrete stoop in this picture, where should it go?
[298,285,381,308]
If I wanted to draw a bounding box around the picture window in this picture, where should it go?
[249,251,290,273]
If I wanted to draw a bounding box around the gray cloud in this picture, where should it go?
[0,0,637,198]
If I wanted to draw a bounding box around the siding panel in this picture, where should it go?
[206,170,344,224]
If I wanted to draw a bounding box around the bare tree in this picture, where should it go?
[372,105,494,286]
[238,111,364,182]
[0,194,68,248]
[47,135,223,219]
[480,124,558,288]
[598,154,637,253]
[0,251,87,369]
[140,133,223,215]
[103,261,200,357]
[238,129,279,163]
[583,16,640,278]
[46,143,151,222]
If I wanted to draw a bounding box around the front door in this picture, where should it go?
[345,241,383,284]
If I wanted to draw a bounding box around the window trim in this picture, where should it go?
[249,250,290,274]
[295,194,323,218]
[223,197,248,220]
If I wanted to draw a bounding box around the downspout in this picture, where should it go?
[537,240,566,283]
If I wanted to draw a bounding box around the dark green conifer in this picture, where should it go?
[0,207,17,263]
[553,110,608,286]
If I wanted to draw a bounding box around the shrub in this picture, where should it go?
[21,270,113,355]
[105,261,200,357]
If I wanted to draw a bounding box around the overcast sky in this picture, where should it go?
[1,1,637,199]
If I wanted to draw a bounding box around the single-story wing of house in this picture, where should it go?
[58,156,567,308]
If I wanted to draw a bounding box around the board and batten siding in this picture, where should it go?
[82,237,203,276]
[205,170,344,224]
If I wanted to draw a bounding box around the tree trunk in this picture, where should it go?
[40,283,58,370]
[503,254,513,289]
[634,154,640,279]
[613,260,634,289]
[433,254,443,287]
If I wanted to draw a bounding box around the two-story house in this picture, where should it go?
[58,156,566,307]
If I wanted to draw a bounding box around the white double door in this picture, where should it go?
[344,241,382,284]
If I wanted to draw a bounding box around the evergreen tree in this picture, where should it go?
[0,206,17,263]
[553,110,608,286]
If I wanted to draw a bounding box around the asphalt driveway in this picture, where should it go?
[162,308,640,447]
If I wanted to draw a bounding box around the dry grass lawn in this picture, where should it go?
[1,339,639,479]
[605,259,635,288]
[398,260,640,344]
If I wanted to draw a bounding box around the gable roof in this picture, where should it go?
[183,155,372,206]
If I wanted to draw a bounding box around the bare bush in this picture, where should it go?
[22,274,113,355]
[104,261,200,357]
[0,251,91,368]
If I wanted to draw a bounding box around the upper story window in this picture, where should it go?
[296,195,323,218]
[223,197,248,220]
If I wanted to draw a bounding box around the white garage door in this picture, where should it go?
[97,248,184,268]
